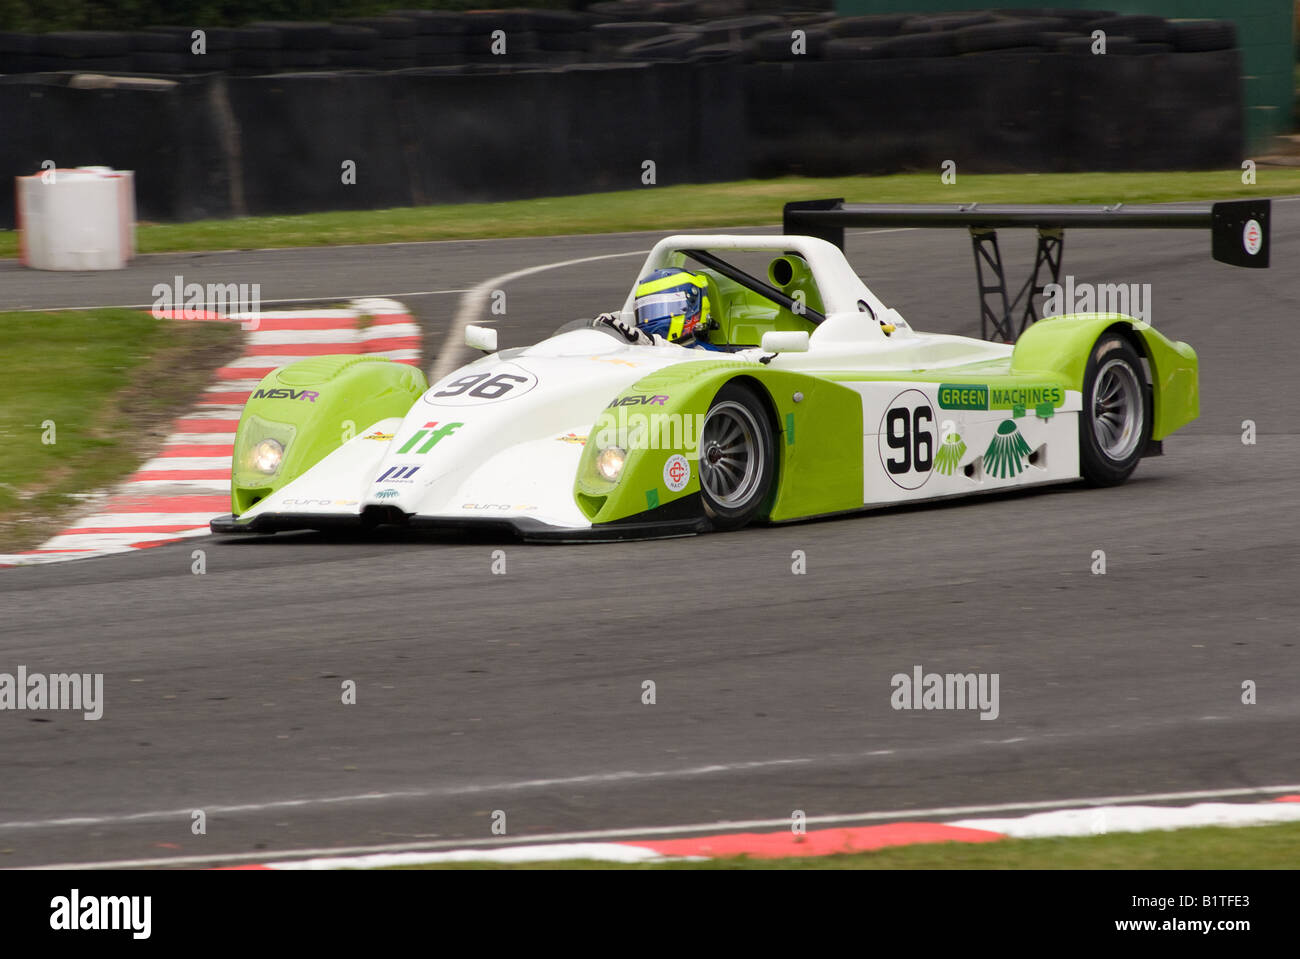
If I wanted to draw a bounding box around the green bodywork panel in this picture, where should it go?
[1011,314,1198,440]
[575,363,863,525]
[230,356,426,514]
[815,314,1197,438]
[575,312,1196,527]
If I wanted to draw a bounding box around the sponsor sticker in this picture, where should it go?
[363,432,394,442]
[397,422,462,454]
[663,453,690,492]
[556,433,587,445]
[985,420,1032,478]
[936,383,1064,412]
[991,385,1063,410]
[937,384,988,411]
[376,489,399,499]
[426,362,537,406]
[1243,219,1262,256]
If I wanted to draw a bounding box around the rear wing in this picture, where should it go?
[783,198,1270,342]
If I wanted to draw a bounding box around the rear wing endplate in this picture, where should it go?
[783,198,1270,341]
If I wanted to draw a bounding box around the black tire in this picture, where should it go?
[130,51,186,73]
[1059,34,1136,56]
[0,32,36,54]
[827,15,908,38]
[1079,333,1151,487]
[824,37,883,60]
[690,41,743,62]
[232,48,279,70]
[37,31,130,57]
[593,21,675,48]
[753,26,828,60]
[902,12,996,33]
[417,34,468,56]
[646,2,698,24]
[248,22,332,50]
[334,17,418,39]
[952,20,1044,54]
[874,31,956,58]
[389,11,473,35]
[524,11,593,32]
[537,31,590,51]
[231,27,281,50]
[1085,14,1170,44]
[689,16,783,43]
[462,10,534,33]
[328,48,380,68]
[131,31,188,53]
[1169,20,1236,53]
[330,26,380,50]
[279,48,329,68]
[698,381,776,530]
[618,33,698,59]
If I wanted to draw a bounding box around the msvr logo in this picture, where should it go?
[252,388,319,402]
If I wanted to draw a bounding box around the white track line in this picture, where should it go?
[21,783,1300,870]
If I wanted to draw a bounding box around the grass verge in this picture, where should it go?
[387,821,1300,869]
[2,171,1296,258]
[0,310,243,553]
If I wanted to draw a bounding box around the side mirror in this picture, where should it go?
[465,324,498,353]
[760,330,810,354]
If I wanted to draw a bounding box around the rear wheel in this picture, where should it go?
[1079,333,1151,486]
[698,381,776,530]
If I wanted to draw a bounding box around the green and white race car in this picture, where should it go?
[210,220,1223,541]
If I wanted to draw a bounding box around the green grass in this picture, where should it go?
[0,310,242,552]
[387,821,1300,869]
[2,170,1297,259]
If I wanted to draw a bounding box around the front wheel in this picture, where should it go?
[1079,333,1151,487]
[697,381,776,531]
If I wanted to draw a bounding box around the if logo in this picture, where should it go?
[397,421,463,454]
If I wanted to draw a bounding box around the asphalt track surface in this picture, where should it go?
[1,202,1298,868]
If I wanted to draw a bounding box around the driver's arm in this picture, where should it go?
[595,312,653,345]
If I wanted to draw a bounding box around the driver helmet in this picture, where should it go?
[633,268,711,344]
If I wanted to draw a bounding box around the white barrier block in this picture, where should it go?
[17,166,136,271]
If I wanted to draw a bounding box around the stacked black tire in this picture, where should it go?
[0,7,1239,75]
[0,5,1246,229]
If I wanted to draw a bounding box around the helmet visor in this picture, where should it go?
[634,290,696,327]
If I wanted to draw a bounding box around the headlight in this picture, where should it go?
[595,446,627,482]
[251,438,284,474]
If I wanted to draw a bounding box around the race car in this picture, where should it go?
[210,227,1206,541]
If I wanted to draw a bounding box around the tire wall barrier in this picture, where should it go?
[0,13,1244,228]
